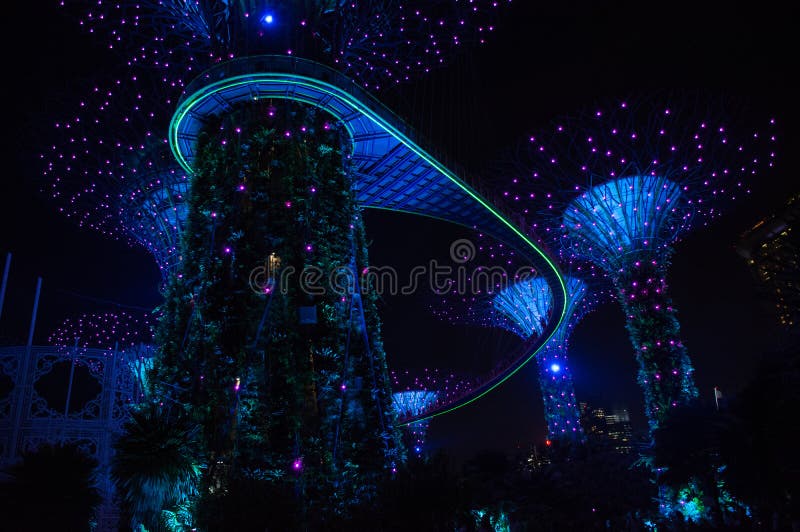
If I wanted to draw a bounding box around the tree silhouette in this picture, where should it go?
[0,443,102,532]
[718,343,800,529]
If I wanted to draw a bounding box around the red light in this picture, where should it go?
[545,439,552,446]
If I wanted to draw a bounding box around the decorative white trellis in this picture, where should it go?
[0,343,152,531]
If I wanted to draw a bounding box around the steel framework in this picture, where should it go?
[0,344,152,531]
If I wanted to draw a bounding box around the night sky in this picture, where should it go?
[0,1,795,465]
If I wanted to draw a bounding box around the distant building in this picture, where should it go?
[580,402,634,453]
[605,408,634,454]
[738,194,800,331]
[514,442,551,477]
[579,402,607,437]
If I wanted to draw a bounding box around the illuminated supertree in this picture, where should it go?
[62,1,509,92]
[436,237,606,443]
[48,310,154,350]
[391,391,438,457]
[502,93,778,432]
[49,0,511,259]
[390,367,469,457]
[44,79,189,282]
[118,142,189,279]
[491,276,589,442]
[46,1,536,520]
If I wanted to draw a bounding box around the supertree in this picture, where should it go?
[118,141,190,280]
[434,237,606,444]
[48,310,154,350]
[492,276,588,442]
[44,77,190,283]
[46,0,542,520]
[61,1,509,92]
[391,391,438,457]
[48,310,156,401]
[390,368,470,457]
[501,92,778,433]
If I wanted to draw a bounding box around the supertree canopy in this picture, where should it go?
[390,368,471,421]
[503,92,778,431]
[63,0,510,92]
[390,367,471,456]
[44,77,190,281]
[391,390,438,457]
[48,0,512,268]
[48,310,154,350]
[118,141,189,278]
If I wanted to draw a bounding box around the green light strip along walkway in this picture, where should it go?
[169,55,567,423]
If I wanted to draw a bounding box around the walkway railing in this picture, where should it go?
[180,55,531,236]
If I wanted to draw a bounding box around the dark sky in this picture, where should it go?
[0,1,796,464]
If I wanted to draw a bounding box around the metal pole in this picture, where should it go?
[0,252,11,323]
[26,277,42,351]
[9,277,42,460]
[64,338,79,418]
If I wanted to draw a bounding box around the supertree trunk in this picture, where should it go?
[535,343,583,441]
[154,100,399,511]
[613,258,698,432]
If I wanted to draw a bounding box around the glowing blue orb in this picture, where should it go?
[550,363,561,373]
[262,13,274,25]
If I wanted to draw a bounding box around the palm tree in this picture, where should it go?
[111,403,201,531]
[0,443,102,531]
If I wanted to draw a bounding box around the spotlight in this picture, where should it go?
[550,363,560,373]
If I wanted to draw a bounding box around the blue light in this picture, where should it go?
[393,391,437,457]
[492,277,551,338]
[262,13,274,25]
[563,175,683,264]
[489,277,584,442]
